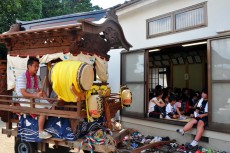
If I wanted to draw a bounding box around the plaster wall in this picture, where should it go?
[117,0,230,50]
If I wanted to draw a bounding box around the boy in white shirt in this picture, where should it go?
[165,96,179,119]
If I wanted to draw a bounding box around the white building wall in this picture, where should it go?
[107,49,122,93]
[117,0,230,50]
[112,0,230,151]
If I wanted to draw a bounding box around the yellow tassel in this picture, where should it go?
[120,86,125,108]
[85,85,101,122]
[85,90,91,122]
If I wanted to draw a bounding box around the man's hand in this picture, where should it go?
[36,91,43,98]
[48,99,56,103]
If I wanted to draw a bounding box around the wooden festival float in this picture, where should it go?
[0,9,174,153]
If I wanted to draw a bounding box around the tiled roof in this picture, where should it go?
[17,9,107,30]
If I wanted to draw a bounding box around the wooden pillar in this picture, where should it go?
[104,97,112,130]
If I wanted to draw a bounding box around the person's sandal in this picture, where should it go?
[39,131,52,139]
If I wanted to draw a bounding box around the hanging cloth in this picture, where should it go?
[7,55,29,90]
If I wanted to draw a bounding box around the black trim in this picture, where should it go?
[78,63,88,91]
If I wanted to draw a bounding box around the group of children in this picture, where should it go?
[148,86,196,120]
[148,85,208,148]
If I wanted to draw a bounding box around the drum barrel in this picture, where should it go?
[50,61,94,102]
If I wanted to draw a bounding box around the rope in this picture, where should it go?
[99,85,110,97]
[76,128,114,153]
[85,89,92,123]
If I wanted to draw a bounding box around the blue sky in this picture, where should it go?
[91,0,126,9]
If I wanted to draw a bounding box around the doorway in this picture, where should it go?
[148,42,207,99]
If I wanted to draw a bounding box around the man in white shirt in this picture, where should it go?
[16,57,52,139]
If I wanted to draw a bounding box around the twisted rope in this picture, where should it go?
[76,128,114,153]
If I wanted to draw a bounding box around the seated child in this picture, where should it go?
[166,96,179,119]
[166,96,186,120]
[175,96,189,118]
[148,90,166,118]
[177,88,208,148]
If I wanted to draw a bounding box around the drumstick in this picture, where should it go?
[41,76,47,92]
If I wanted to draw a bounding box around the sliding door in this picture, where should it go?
[209,36,230,128]
[121,50,146,117]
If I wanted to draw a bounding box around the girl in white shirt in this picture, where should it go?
[148,90,165,118]
[177,88,208,148]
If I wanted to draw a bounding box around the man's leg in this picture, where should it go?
[38,115,46,132]
[38,115,52,139]
[34,100,52,139]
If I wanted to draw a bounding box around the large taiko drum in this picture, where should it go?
[51,61,94,102]
[78,63,94,91]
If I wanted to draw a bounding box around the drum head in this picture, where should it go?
[78,64,94,91]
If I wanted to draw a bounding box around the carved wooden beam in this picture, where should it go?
[70,33,111,60]
[10,46,70,56]
[80,19,132,51]
[70,9,132,60]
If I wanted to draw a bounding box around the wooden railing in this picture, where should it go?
[0,93,122,129]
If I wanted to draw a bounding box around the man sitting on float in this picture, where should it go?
[16,57,52,139]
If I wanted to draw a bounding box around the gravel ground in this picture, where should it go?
[0,120,15,153]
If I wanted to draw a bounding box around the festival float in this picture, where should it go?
[0,9,174,153]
